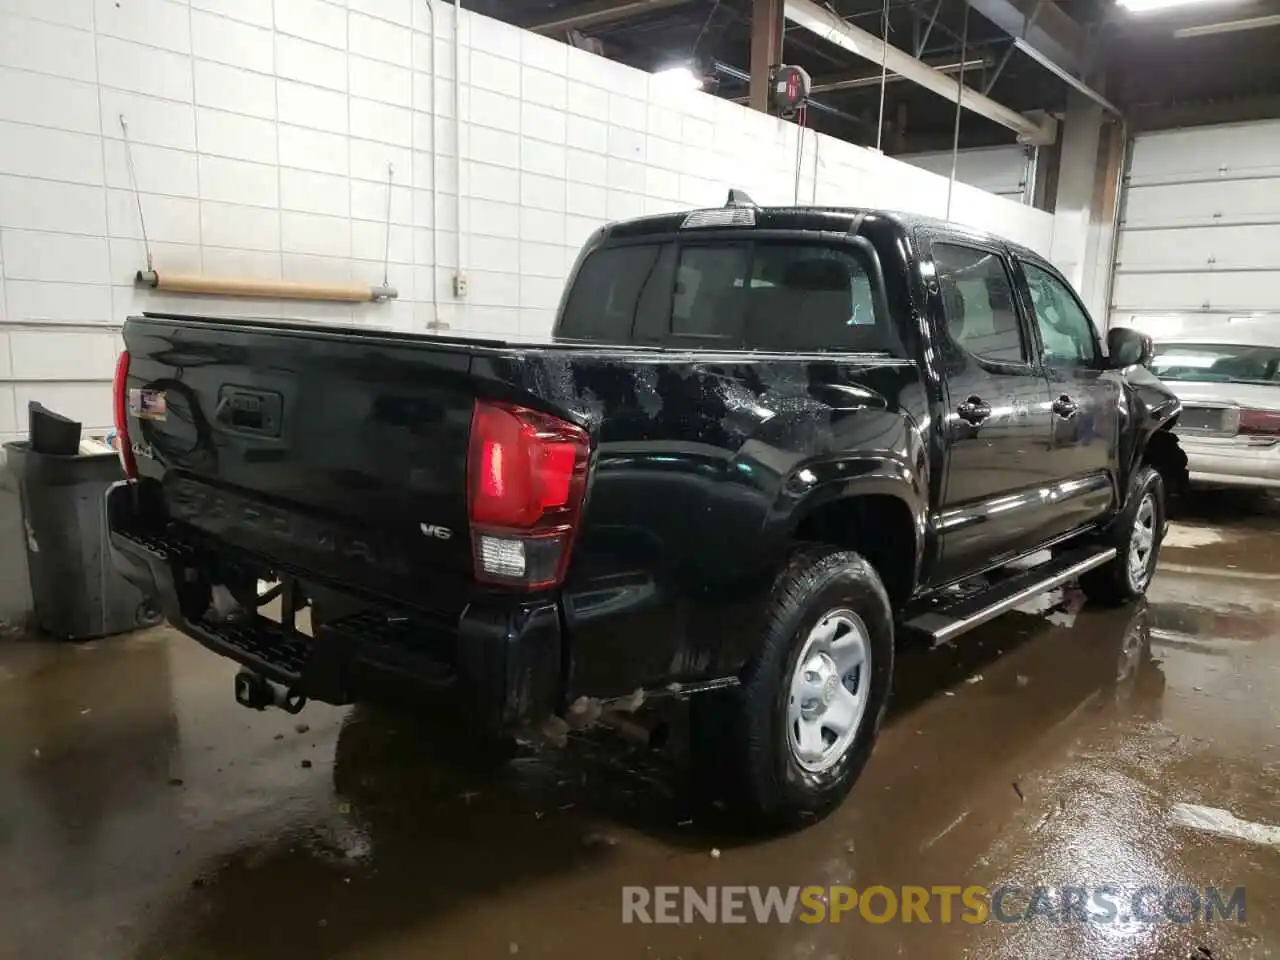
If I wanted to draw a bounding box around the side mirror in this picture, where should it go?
[1107,326,1153,369]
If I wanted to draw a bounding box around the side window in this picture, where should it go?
[932,244,1027,364]
[1021,261,1099,366]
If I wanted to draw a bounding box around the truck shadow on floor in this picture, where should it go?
[131,600,1162,960]
[1177,487,1279,524]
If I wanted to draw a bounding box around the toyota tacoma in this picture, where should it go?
[107,198,1186,826]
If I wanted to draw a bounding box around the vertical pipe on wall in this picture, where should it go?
[874,0,889,152]
[453,0,465,294]
[419,1,440,323]
[1022,145,1039,207]
[1101,122,1130,332]
[945,4,970,221]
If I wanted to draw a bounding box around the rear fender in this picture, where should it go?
[782,454,929,602]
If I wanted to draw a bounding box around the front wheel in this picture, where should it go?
[692,544,894,829]
[1080,465,1166,606]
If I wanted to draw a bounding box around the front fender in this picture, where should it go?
[1119,364,1183,497]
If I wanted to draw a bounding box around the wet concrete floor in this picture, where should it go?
[2,498,1279,960]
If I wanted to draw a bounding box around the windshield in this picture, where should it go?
[557,240,892,353]
[1149,342,1280,384]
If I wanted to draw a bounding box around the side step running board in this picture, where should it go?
[906,545,1117,645]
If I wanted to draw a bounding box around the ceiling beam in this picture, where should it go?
[808,57,989,93]
[1007,35,1120,115]
[785,0,1057,144]
[965,0,1085,77]
[525,0,696,34]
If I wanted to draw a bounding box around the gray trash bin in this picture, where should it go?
[5,442,161,640]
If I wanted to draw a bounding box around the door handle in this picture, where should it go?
[1052,395,1078,419]
[957,396,992,424]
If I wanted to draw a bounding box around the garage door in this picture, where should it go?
[1110,119,1280,335]
[900,145,1031,202]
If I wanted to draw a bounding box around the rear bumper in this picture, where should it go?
[1181,437,1280,490]
[105,482,563,731]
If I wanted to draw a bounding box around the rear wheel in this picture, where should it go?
[692,544,894,828]
[1081,465,1165,606]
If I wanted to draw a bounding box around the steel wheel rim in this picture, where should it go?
[786,608,871,774]
[1127,493,1157,590]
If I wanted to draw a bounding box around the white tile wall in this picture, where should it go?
[281,168,351,217]
[276,33,347,92]
[195,59,278,120]
[192,0,274,30]
[279,124,349,175]
[197,108,280,164]
[0,123,104,185]
[106,141,199,196]
[98,35,194,101]
[0,13,98,81]
[200,155,280,208]
[0,68,101,134]
[0,0,1055,451]
[0,0,92,29]
[191,10,274,73]
[350,11,412,66]
[1,231,111,284]
[94,0,191,55]
[100,88,196,151]
[274,0,347,49]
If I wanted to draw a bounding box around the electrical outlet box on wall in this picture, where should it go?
[453,273,468,298]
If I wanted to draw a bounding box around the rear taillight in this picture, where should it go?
[467,399,590,589]
[1238,408,1280,437]
[112,350,137,479]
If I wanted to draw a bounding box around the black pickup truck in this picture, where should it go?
[107,199,1186,826]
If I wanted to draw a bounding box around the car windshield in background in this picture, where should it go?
[558,240,891,353]
[1150,342,1280,384]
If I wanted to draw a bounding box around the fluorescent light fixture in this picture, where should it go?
[652,65,704,89]
[1117,0,1244,13]
[1174,12,1280,35]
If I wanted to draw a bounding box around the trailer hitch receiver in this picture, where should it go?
[235,670,307,714]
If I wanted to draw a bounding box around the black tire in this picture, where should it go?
[692,544,894,829]
[1080,465,1165,606]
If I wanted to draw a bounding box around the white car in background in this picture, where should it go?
[1150,325,1280,490]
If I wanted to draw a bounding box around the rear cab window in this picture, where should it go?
[931,243,1028,365]
[557,239,893,353]
[1150,342,1280,384]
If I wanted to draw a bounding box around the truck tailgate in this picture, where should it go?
[124,315,515,609]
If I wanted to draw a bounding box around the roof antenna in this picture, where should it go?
[726,188,757,208]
